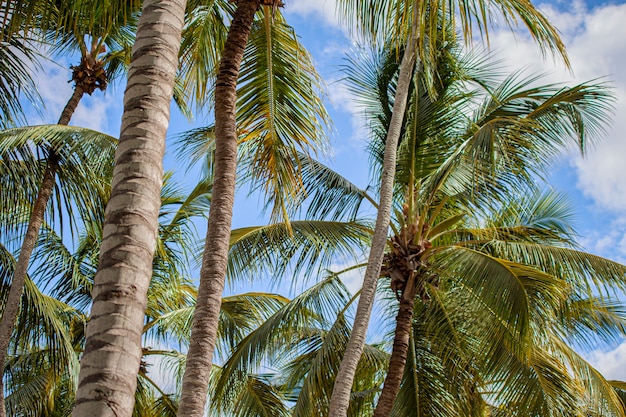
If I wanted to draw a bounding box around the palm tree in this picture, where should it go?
[70,1,187,415]
[176,2,267,413]
[0,125,116,416]
[177,2,331,415]
[318,37,623,416]
[210,270,386,417]
[205,176,626,416]
[3,168,369,416]
[375,187,626,417]
[1,164,209,416]
[0,2,139,413]
[328,1,570,414]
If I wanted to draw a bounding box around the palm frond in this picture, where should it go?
[236,10,330,222]
[336,0,568,70]
[214,276,352,399]
[211,372,290,417]
[297,153,373,221]
[434,246,568,356]
[557,295,626,351]
[0,124,116,237]
[0,35,42,128]
[227,220,371,285]
[178,1,233,108]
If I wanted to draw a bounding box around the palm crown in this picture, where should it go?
[217,36,626,416]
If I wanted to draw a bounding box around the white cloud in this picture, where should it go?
[72,90,121,136]
[586,341,626,381]
[284,0,341,29]
[509,3,626,197]
[483,3,626,259]
[331,261,365,295]
[574,113,626,214]
[578,222,626,264]
[326,76,370,152]
[29,60,75,123]
[485,3,626,373]
[28,56,122,135]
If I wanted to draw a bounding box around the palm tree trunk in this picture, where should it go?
[328,34,417,417]
[71,1,186,416]
[373,276,417,417]
[0,85,85,417]
[177,1,260,416]
[58,85,85,125]
[0,154,58,417]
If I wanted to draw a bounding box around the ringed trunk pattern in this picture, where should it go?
[328,35,417,417]
[72,1,186,416]
[0,85,84,417]
[176,1,261,416]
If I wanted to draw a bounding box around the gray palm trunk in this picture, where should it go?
[0,85,85,417]
[328,36,417,417]
[71,1,186,416]
[176,1,261,415]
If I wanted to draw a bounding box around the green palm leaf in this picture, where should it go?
[215,276,352,398]
[0,124,116,236]
[0,35,41,128]
[234,10,331,221]
[178,0,233,108]
[227,220,372,284]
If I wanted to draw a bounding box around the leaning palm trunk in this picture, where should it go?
[328,34,417,417]
[0,85,84,417]
[177,1,261,416]
[72,1,186,416]
[373,274,417,417]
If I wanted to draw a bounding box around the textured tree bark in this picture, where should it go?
[327,35,417,417]
[372,277,417,417]
[0,85,85,417]
[176,1,260,416]
[72,1,186,416]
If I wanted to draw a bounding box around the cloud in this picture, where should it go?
[330,261,365,295]
[28,55,123,135]
[566,3,626,213]
[585,341,626,381]
[326,76,370,151]
[578,220,626,264]
[483,2,626,259]
[499,2,626,192]
[284,0,341,29]
[28,60,75,123]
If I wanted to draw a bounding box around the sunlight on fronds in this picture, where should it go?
[236,10,331,223]
[178,1,233,108]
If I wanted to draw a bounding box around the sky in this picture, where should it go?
[279,0,626,379]
[25,0,626,382]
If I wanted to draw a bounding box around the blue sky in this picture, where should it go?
[25,0,626,381]
[276,0,626,379]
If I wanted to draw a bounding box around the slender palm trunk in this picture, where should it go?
[0,155,57,417]
[58,86,86,126]
[0,85,84,417]
[177,1,260,416]
[373,276,417,417]
[72,2,186,416]
[328,36,417,417]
